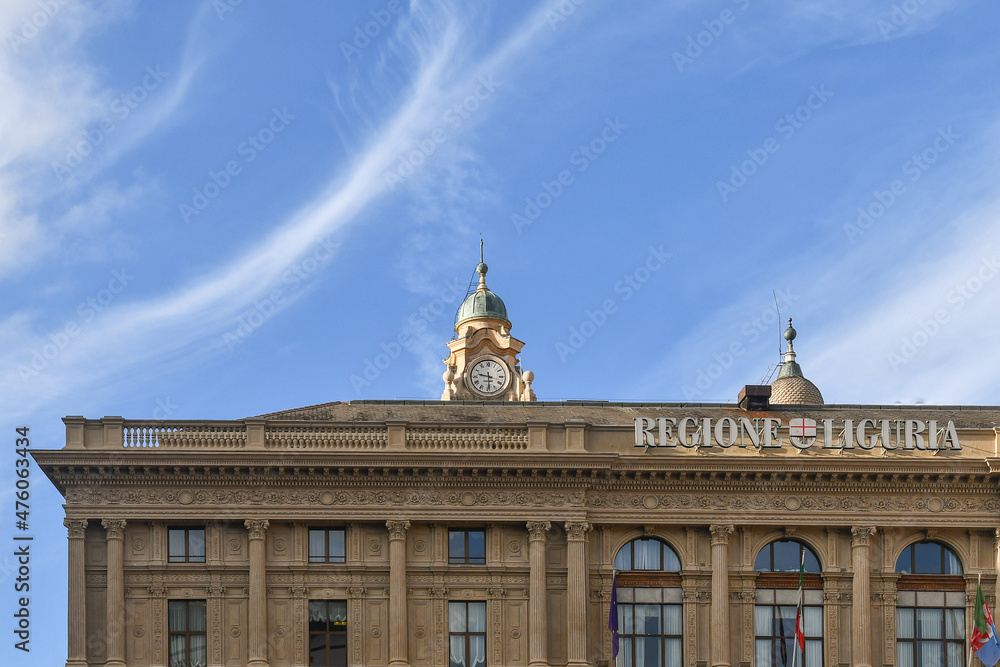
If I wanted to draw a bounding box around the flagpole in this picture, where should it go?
[971,573,981,667]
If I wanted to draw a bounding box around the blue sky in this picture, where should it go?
[2,0,1000,663]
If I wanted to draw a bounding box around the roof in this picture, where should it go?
[250,399,1000,428]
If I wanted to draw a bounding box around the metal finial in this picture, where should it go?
[783,318,797,342]
[480,237,483,264]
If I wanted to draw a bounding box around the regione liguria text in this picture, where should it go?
[634,415,962,451]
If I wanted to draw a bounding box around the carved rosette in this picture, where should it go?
[710,523,734,545]
[851,525,876,546]
[386,520,410,541]
[565,521,591,541]
[65,517,88,538]
[526,521,551,541]
[102,518,127,539]
[244,519,269,540]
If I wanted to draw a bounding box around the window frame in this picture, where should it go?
[753,540,824,667]
[895,541,963,576]
[309,527,347,564]
[894,543,966,667]
[167,526,206,563]
[168,599,207,667]
[613,537,682,573]
[449,600,487,667]
[309,599,348,667]
[448,528,486,565]
[614,587,683,667]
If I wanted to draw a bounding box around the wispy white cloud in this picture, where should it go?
[0,0,591,417]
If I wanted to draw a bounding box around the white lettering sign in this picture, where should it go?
[633,417,962,451]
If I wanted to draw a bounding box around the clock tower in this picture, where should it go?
[441,249,536,401]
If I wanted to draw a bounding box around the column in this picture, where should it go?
[709,524,734,667]
[994,529,1000,604]
[387,520,411,667]
[565,521,591,667]
[65,519,89,667]
[527,521,550,667]
[245,519,270,667]
[102,519,127,667]
[851,526,876,667]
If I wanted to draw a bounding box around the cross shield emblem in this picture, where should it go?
[788,418,817,438]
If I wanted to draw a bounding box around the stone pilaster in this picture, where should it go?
[387,520,411,667]
[65,519,89,667]
[527,521,550,667]
[246,519,270,667]
[851,526,877,667]
[994,529,1000,604]
[102,519,127,667]
[709,524,734,667]
[565,521,591,667]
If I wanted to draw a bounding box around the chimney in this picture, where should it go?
[738,385,771,411]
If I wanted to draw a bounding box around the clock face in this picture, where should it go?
[469,358,508,396]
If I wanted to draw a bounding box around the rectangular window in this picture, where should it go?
[615,587,683,667]
[895,590,965,667]
[449,601,486,667]
[168,600,206,667]
[168,527,206,563]
[449,529,486,565]
[309,600,348,667]
[754,589,823,667]
[309,528,346,563]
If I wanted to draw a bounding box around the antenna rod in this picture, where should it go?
[772,289,782,359]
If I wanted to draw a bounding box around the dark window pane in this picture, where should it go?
[168,530,186,561]
[772,541,799,571]
[329,530,345,561]
[449,531,465,561]
[662,545,681,571]
[914,542,942,574]
[753,546,770,571]
[468,531,485,562]
[803,548,820,573]
[189,530,205,561]
[309,530,325,561]
[896,545,913,574]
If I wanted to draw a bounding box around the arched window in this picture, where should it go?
[754,540,823,667]
[895,541,964,667]
[613,538,682,667]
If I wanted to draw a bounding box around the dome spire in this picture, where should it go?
[779,318,800,376]
[770,317,823,404]
[476,239,488,292]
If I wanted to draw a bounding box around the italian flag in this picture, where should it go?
[792,549,805,667]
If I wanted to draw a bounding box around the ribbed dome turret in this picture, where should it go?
[770,319,824,405]
[454,260,510,330]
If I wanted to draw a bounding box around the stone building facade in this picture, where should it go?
[33,260,1000,667]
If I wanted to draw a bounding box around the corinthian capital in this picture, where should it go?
[565,521,591,541]
[851,525,876,546]
[101,518,127,539]
[526,521,551,541]
[245,519,269,539]
[710,524,734,545]
[64,518,88,538]
[386,520,410,540]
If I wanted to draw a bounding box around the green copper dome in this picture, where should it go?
[455,261,510,329]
